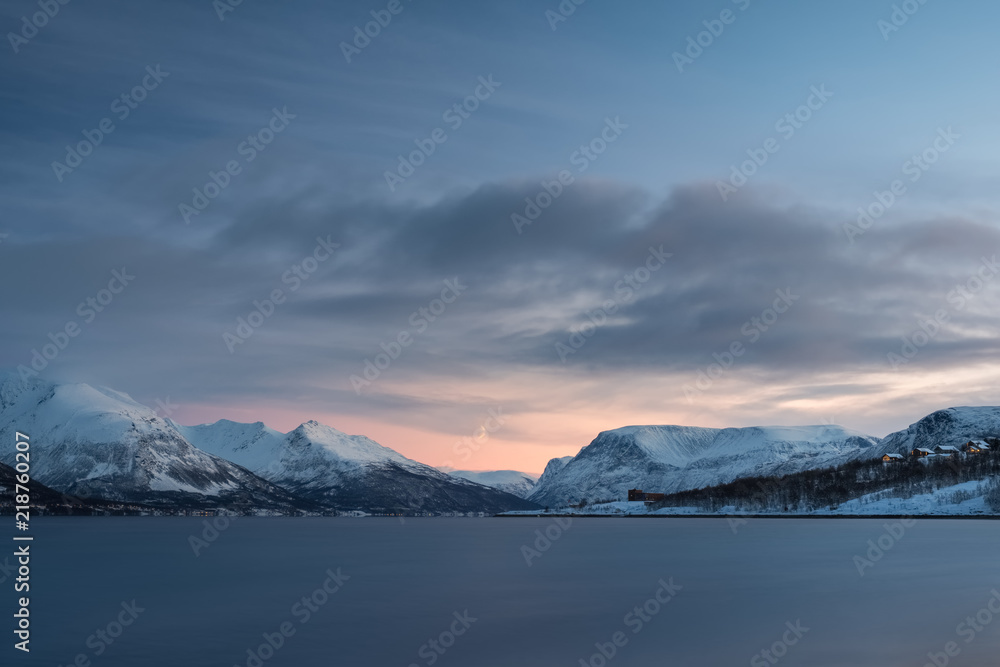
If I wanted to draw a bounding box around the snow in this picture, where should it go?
[292,420,416,467]
[174,413,539,513]
[811,480,992,516]
[873,406,1000,458]
[529,423,881,507]
[148,475,224,496]
[175,420,287,470]
[3,371,995,516]
[82,462,122,480]
[535,455,575,488]
[0,373,292,504]
[444,470,538,498]
[178,417,432,487]
[505,479,995,518]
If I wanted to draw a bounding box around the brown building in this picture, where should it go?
[628,489,665,502]
[963,440,991,454]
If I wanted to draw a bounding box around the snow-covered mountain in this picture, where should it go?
[0,373,536,514]
[442,469,539,499]
[176,419,539,513]
[528,424,881,507]
[0,373,307,512]
[536,455,574,490]
[873,407,1000,456]
[8,368,996,516]
[0,460,73,511]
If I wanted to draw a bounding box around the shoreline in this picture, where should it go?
[495,513,1000,520]
[5,512,997,520]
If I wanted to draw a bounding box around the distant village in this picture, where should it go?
[886,439,992,462]
[626,438,998,506]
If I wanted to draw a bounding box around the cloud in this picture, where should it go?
[2,175,999,433]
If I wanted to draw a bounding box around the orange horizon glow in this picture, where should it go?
[163,361,1000,476]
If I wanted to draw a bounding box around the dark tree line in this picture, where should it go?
[649,440,1000,513]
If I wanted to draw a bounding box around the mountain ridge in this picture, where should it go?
[0,374,537,514]
[4,372,998,516]
[528,423,883,506]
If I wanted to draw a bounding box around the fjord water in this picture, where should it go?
[19,517,1000,666]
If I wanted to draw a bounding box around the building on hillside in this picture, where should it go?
[934,445,960,456]
[911,448,934,458]
[627,489,666,502]
[963,440,991,454]
[882,453,904,462]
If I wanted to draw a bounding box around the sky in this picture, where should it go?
[2,0,1000,474]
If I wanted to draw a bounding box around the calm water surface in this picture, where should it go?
[9,517,1000,666]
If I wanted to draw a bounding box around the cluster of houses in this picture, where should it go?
[624,440,995,504]
[881,439,992,462]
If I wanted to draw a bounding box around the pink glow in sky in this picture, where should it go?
[166,361,1000,476]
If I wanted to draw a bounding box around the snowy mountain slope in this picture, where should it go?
[442,469,539,498]
[0,460,75,511]
[505,477,1000,517]
[528,424,881,507]
[872,407,1000,457]
[535,455,574,490]
[178,420,540,513]
[0,373,311,512]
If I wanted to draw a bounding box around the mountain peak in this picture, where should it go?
[530,423,882,506]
